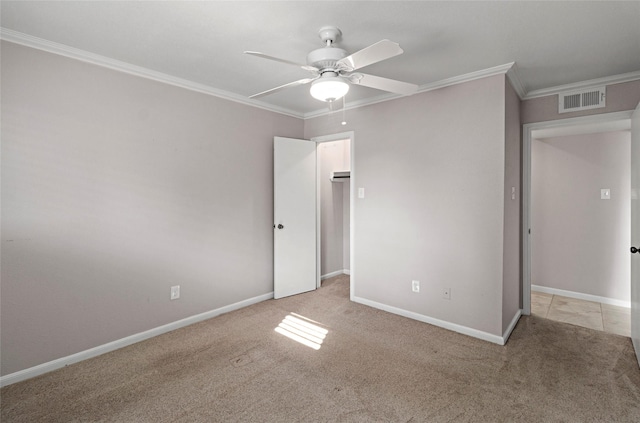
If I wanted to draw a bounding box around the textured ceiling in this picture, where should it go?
[2,1,640,116]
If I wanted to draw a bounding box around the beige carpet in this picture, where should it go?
[2,275,639,422]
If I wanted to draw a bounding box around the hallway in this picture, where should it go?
[531,291,630,337]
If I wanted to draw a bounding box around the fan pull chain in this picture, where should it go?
[341,96,347,126]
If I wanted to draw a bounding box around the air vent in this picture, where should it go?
[559,87,606,113]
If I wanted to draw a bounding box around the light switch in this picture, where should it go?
[601,189,610,200]
[511,187,516,200]
[358,188,365,199]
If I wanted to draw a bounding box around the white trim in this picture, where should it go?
[0,292,273,387]
[506,63,527,99]
[634,337,640,369]
[532,285,631,309]
[522,124,532,316]
[532,119,631,139]
[525,110,633,135]
[321,270,349,280]
[503,309,523,343]
[0,28,303,119]
[418,62,516,95]
[344,269,351,276]
[315,140,322,289]
[349,133,355,302]
[524,70,640,100]
[311,131,355,298]
[522,111,634,318]
[352,296,508,345]
[311,131,355,144]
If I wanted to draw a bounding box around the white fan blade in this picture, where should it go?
[244,51,318,73]
[337,40,403,71]
[353,73,418,96]
[249,77,317,99]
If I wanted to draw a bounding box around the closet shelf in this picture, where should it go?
[330,170,350,182]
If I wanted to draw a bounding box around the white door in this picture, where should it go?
[274,137,317,299]
[631,103,640,367]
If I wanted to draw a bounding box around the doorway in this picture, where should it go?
[522,111,633,317]
[312,132,355,300]
[273,132,354,300]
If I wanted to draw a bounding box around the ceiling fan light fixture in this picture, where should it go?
[310,77,349,102]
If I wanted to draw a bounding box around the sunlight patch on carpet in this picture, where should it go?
[275,314,328,350]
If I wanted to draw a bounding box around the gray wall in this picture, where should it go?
[521,80,640,124]
[0,42,304,375]
[2,41,528,377]
[531,131,631,301]
[306,74,517,337]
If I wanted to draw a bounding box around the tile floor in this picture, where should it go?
[531,291,631,337]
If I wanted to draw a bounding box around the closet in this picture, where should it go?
[318,139,351,280]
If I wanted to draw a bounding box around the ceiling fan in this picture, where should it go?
[245,26,418,103]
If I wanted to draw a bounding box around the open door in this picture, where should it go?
[631,103,640,368]
[273,137,317,299]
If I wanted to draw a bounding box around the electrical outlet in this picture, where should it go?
[442,287,451,300]
[412,280,420,293]
[170,285,180,300]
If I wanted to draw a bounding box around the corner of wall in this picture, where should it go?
[502,78,523,333]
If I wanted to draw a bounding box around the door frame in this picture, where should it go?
[522,111,633,315]
[311,131,355,301]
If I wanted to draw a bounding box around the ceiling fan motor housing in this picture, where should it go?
[307,47,348,72]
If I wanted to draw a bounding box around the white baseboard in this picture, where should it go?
[321,269,349,280]
[531,285,630,308]
[344,269,350,275]
[352,295,508,345]
[502,309,522,344]
[633,337,640,369]
[0,292,274,388]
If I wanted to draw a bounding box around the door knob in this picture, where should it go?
[277,224,284,229]
[632,246,639,254]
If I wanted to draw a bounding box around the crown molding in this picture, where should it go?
[505,62,527,99]
[0,28,305,119]
[417,62,516,94]
[523,70,640,100]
